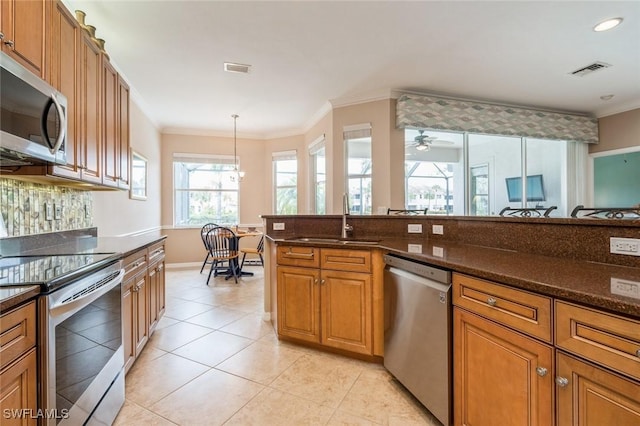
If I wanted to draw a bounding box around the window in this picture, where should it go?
[173,154,238,226]
[345,124,372,215]
[309,136,326,214]
[404,129,463,215]
[404,129,573,216]
[273,151,297,214]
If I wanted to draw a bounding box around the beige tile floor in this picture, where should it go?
[114,265,441,426]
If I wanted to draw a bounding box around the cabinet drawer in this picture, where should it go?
[320,248,371,273]
[148,241,166,265]
[124,249,147,280]
[453,273,552,343]
[277,245,320,268]
[555,301,640,381]
[0,301,36,370]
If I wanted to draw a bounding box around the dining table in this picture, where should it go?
[224,228,263,279]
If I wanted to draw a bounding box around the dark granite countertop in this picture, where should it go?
[0,285,40,313]
[0,232,166,310]
[272,236,640,319]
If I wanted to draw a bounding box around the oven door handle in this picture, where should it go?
[49,269,124,318]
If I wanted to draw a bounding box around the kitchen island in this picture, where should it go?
[263,214,640,426]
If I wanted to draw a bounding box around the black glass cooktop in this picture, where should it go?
[0,253,117,287]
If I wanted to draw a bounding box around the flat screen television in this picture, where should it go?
[505,174,546,202]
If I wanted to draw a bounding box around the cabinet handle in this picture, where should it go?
[555,377,569,387]
[487,297,497,306]
[284,250,314,258]
[4,39,14,48]
[0,32,4,40]
[636,349,640,358]
[320,279,325,285]
[536,367,548,377]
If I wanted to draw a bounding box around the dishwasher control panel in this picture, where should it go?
[383,254,451,284]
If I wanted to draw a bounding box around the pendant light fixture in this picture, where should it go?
[231,114,245,182]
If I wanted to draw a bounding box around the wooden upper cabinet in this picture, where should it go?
[46,0,81,180]
[0,0,45,77]
[118,75,130,189]
[102,57,119,187]
[79,31,102,184]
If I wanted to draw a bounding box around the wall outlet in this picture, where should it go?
[408,224,422,233]
[54,204,62,220]
[273,222,285,231]
[432,224,444,235]
[610,278,640,299]
[45,203,53,221]
[84,204,91,218]
[610,237,640,256]
[407,244,422,253]
[432,246,444,257]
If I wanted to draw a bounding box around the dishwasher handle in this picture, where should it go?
[386,266,452,294]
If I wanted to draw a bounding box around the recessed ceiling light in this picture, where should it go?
[594,18,623,32]
[600,94,615,101]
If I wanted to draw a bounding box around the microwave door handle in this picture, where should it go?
[40,94,66,155]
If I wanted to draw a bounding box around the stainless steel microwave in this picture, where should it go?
[0,51,67,167]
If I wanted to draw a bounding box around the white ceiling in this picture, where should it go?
[65,1,640,138]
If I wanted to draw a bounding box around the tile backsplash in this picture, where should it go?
[0,178,92,237]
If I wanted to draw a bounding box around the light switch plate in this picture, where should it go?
[54,204,62,220]
[273,222,285,230]
[407,244,422,253]
[432,246,444,257]
[432,224,444,235]
[45,203,53,221]
[408,224,422,233]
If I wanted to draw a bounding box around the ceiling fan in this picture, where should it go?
[406,130,454,151]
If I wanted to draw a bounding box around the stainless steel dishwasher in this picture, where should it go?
[384,254,452,426]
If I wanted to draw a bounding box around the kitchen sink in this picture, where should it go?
[285,237,379,245]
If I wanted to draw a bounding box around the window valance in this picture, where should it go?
[396,94,599,144]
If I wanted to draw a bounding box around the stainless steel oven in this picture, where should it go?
[39,260,124,426]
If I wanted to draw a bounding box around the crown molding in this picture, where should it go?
[329,88,400,109]
[594,100,640,118]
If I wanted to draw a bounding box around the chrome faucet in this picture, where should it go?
[342,193,353,238]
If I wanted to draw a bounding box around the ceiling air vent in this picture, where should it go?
[224,62,251,74]
[570,61,611,77]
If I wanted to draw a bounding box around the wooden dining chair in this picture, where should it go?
[204,226,240,284]
[240,235,265,269]
[199,223,218,273]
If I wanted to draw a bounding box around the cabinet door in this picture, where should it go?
[556,352,640,426]
[79,32,102,184]
[102,58,119,187]
[454,307,554,426]
[321,269,372,354]
[118,76,130,189]
[122,275,136,373]
[134,273,149,356]
[0,348,37,426]
[277,266,320,343]
[0,0,45,77]
[47,0,81,180]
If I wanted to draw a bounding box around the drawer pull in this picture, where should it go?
[555,377,569,387]
[636,349,640,358]
[284,250,314,258]
[487,297,497,307]
[536,367,548,377]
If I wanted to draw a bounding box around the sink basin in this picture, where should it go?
[285,237,379,245]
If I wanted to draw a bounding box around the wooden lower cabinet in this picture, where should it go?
[122,270,149,373]
[321,269,372,354]
[454,307,554,426]
[276,246,377,356]
[556,352,640,425]
[277,265,320,344]
[122,241,166,373]
[0,301,37,426]
[0,349,37,426]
